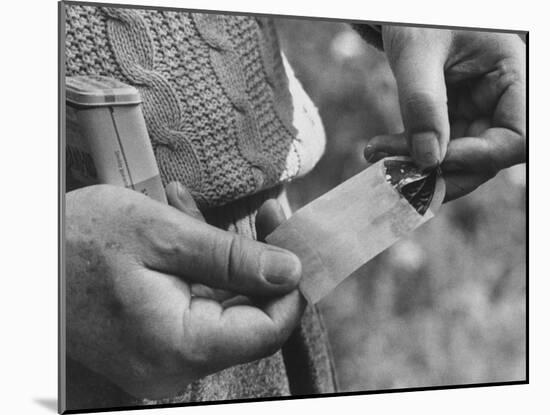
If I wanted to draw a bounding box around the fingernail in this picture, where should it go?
[261,247,301,285]
[412,132,440,168]
[364,144,376,162]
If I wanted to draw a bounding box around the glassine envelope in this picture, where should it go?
[266,156,445,304]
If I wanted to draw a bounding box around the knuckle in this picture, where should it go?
[225,236,239,286]
[495,57,525,86]
[384,27,413,62]
[385,27,448,65]
[403,91,446,132]
[226,236,262,288]
[181,339,214,370]
[136,217,178,258]
[214,234,242,287]
[404,90,444,111]
[178,319,218,373]
[404,89,433,105]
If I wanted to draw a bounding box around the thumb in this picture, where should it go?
[383,27,452,169]
[138,203,302,297]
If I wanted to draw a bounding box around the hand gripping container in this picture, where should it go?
[65,75,167,203]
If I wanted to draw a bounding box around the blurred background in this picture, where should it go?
[275,19,526,391]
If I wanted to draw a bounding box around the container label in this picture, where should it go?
[66,98,167,204]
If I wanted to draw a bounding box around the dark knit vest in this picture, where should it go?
[64,4,336,411]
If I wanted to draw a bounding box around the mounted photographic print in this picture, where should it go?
[59,0,527,413]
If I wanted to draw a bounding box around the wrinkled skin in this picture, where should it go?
[364,27,526,201]
[66,183,304,399]
[65,27,526,401]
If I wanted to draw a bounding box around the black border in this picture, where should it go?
[58,1,529,413]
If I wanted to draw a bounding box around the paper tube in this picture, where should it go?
[266,157,445,304]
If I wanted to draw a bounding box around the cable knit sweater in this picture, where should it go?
[65,4,324,208]
[64,3,335,411]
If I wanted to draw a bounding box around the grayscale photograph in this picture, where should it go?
[59,1,527,413]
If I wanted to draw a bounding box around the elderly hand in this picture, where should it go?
[364,27,526,201]
[66,183,303,399]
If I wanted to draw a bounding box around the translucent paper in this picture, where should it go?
[267,157,445,304]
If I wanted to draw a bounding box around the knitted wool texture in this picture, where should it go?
[65,5,311,208]
[64,5,336,409]
[65,186,337,410]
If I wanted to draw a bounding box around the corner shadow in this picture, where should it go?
[34,398,57,413]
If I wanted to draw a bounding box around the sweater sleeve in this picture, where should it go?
[351,23,384,51]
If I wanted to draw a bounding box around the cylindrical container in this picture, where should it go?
[66,75,166,203]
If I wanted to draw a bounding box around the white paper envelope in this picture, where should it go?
[266,157,445,304]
